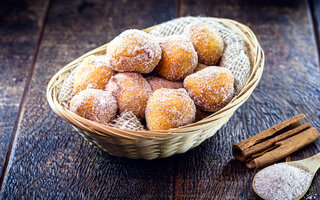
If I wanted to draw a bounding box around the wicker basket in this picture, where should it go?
[46,17,264,160]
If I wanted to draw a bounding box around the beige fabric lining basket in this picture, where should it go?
[46,17,264,160]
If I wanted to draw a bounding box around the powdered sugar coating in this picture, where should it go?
[155,35,198,81]
[70,89,117,125]
[184,21,224,65]
[254,163,312,200]
[145,88,196,130]
[73,55,115,94]
[184,66,234,112]
[105,72,152,120]
[147,76,183,92]
[106,29,161,74]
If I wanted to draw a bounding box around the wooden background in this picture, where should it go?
[0,0,319,199]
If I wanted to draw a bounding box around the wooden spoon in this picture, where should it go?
[252,153,320,200]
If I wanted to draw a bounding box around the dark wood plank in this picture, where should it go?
[1,0,177,199]
[309,0,320,63]
[0,0,49,183]
[175,0,320,199]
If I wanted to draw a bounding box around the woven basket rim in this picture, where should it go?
[46,17,265,140]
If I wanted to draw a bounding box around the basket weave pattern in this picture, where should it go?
[47,17,264,159]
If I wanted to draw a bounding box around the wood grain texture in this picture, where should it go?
[0,0,178,199]
[0,0,49,181]
[310,0,320,63]
[1,0,319,199]
[175,0,320,199]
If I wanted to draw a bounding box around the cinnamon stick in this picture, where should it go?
[232,114,320,169]
[241,122,311,160]
[233,114,306,161]
[246,127,319,168]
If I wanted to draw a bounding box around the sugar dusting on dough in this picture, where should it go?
[105,72,152,119]
[184,66,234,112]
[146,88,196,130]
[74,55,115,93]
[156,35,198,80]
[106,29,161,74]
[70,89,118,125]
[184,21,224,65]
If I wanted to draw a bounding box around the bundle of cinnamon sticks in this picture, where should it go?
[233,114,319,168]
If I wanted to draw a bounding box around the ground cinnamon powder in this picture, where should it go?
[254,163,312,200]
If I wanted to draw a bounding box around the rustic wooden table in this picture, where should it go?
[1,0,319,199]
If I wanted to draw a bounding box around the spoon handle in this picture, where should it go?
[298,153,320,173]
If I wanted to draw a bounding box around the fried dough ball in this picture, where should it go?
[147,76,183,92]
[194,63,208,73]
[105,72,152,119]
[70,89,117,124]
[145,88,196,130]
[73,55,115,94]
[184,66,234,112]
[184,21,224,65]
[106,29,161,74]
[155,35,198,81]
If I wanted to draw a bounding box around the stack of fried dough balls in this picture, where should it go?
[70,22,237,131]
